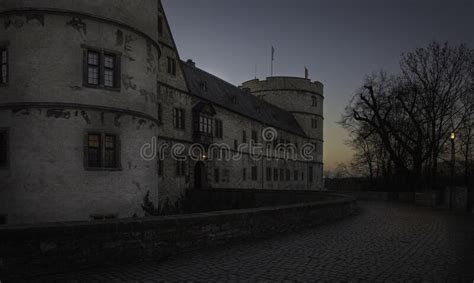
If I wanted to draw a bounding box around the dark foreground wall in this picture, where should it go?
[0,193,356,279]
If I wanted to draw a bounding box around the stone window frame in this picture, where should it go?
[214,168,220,183]
[273,168,278,181]
[214,119,223,138]
[311,118,318,129]
[198,113,213,135]
[83,131,122,171]
[266,167,272,181]
[81,45,122,91]
[167,56,176,76]
[251,130,258,143]
[173,108,185,130]
[311,96,318,107]
[0,128,10,169]
[0,43,9,86]
[158,159,163,176]
[251,166,258,181]
[158,15,164,36]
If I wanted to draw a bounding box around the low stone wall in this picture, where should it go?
[0,193,356,279]
[336,191,393,201]
[185,189,337,212]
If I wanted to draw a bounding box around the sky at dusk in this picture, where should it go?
[162,0,474,171]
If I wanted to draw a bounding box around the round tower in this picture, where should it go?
[0,0,161,223]
[241,77,324,189]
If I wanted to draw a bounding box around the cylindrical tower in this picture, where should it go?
[241,77,324,189]
[0,0,161,224]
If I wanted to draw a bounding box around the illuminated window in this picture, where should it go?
[85,133,120,169]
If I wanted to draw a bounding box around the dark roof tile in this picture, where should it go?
[181,62,307,137]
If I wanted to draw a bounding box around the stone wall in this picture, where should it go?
[0,194,356,279]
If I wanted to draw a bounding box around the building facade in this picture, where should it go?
[0,0,324,224]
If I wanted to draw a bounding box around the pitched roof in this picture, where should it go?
[181,61,307,137]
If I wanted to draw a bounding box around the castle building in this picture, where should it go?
[0,0,324,224]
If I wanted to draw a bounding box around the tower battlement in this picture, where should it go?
[241,76,323,97]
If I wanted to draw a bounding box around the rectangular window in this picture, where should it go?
[312,96,318,107]
[198,114,212,134]
[251,130,258,143]
[103,54,115,87]
[214,168,220,183]
[242,168,246,181]
[280,169,284,181]
[234,139,238,151]
[251,166,257,181]
[1,48,8,84]
[294,170,298,181]
[266,167,271,181]
[158,159,163,176]
[103,135,117,168]
[309,166,313,183]
[215,119,223,138]
[176,160,186,176]
[0,129,8,168]
[87,51,100,85]
[85,133,120,169]
[84,49,120,88]
[242,130,247,143]
[157,103,162,124]
[311,119,318,129]
[286,169,290,181]
[273,168,278,181]
[173,108,185,129]
[167,56,176,76]
[158,16,164,36]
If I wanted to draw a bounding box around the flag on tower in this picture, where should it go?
[305,66,309,79]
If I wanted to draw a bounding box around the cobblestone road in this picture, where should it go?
[34,202,474,282]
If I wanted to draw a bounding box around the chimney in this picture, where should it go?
[186,59,195,67]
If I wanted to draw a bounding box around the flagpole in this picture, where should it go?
[271,46,274,77]
[271,48,273,77]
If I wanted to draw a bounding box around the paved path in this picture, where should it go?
[34,202,474,282]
